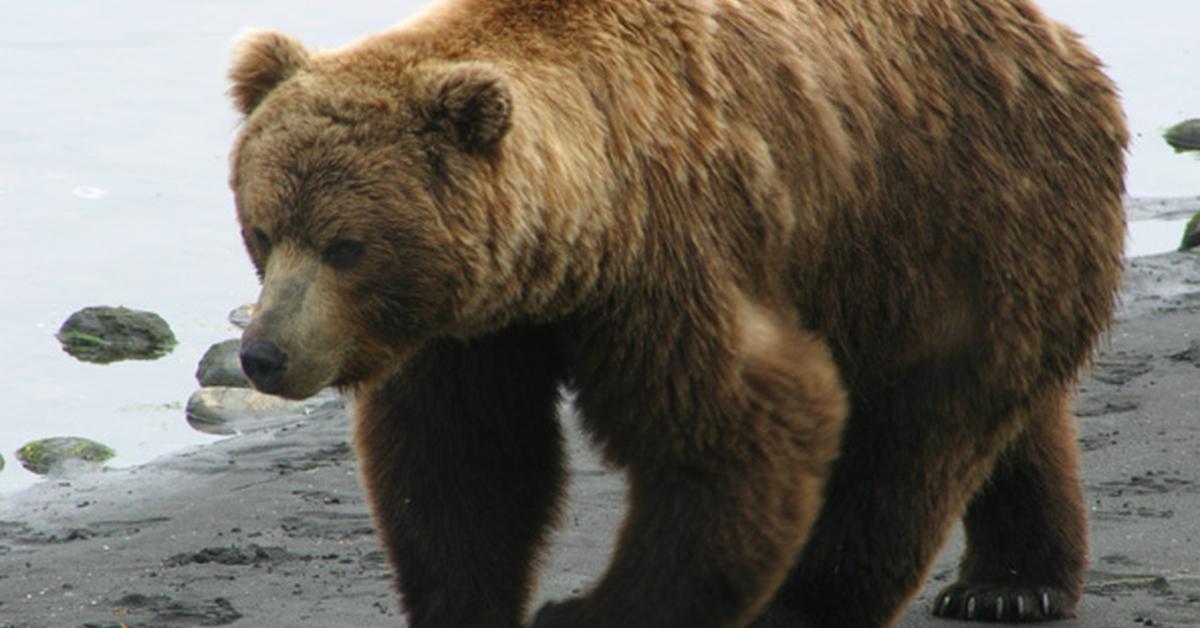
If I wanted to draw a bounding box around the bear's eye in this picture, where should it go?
[323,239,366,269]
[252,227,272,253]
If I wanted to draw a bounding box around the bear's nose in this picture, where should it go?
[240,339,288,395]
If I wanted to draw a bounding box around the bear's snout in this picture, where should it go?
[240,339,289,395]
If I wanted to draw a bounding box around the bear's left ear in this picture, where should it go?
[228,30,310,116]
[430,63,513,154]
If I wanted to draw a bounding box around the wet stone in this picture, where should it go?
[56,306,177,364]
[228,303,255,330]
[196,339,250,388]
[185,386,321,436]
[16,437,115,476]
[1164,118,1200,152]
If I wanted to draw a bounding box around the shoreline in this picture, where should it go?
[2,251,1199,627]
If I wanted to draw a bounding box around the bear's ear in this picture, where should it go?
[430,64,513,154]
[228,30,310,116]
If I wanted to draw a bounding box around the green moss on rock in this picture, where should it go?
[16,437,116,475]
[56,306,177,364]
[58,330,110,347]
[1181,213,1200,252]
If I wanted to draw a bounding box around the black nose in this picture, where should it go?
[240,340,288,394]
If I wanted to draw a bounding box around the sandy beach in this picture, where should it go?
[1,220,1198,627]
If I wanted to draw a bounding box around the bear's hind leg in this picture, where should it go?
[354,326,566,628]
[752,368,1027,627]
[933,388,1087,622]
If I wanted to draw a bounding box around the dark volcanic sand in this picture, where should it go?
[2,252,1198,627]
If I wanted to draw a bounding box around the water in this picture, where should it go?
[1,1,1197,494]
[0,1,429,493]
[1037,0,1199,199]
[1128,218,1192,257]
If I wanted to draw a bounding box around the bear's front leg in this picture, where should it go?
[354,326,566,628]
[534,321,846,628]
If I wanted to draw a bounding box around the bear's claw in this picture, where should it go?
[932,584,1073,622]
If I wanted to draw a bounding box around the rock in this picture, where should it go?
[185,386,330,435]
[1164,118,1200,152]
[228,303,255,330]
[196,339,250,388]
[56,306,177,364]
[1180,213,1200,252]
[16,437,116,475]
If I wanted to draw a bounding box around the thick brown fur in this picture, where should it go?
[226,1,1127,627]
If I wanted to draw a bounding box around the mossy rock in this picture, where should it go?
[1181,213,1200,252]
[56,306,177,364]
[1164,118,1200,153]
[16,437,116,475]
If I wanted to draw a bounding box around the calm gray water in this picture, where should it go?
[1,1,1197,494]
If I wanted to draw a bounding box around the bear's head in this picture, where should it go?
[227,30,516,399]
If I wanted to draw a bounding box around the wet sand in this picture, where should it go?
[1,249,1198,627]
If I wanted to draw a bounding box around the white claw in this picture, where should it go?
[1040,591,1051,615]
[966,596,977,619]
[1017,595,1026,618]
[996,596,1005,620]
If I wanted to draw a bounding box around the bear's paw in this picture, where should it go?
[933,583,1075,622]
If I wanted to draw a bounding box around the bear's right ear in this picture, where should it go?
[429,63,513,154]
[228,30,310,116]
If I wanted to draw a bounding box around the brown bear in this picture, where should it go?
[226,0,1126,626]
